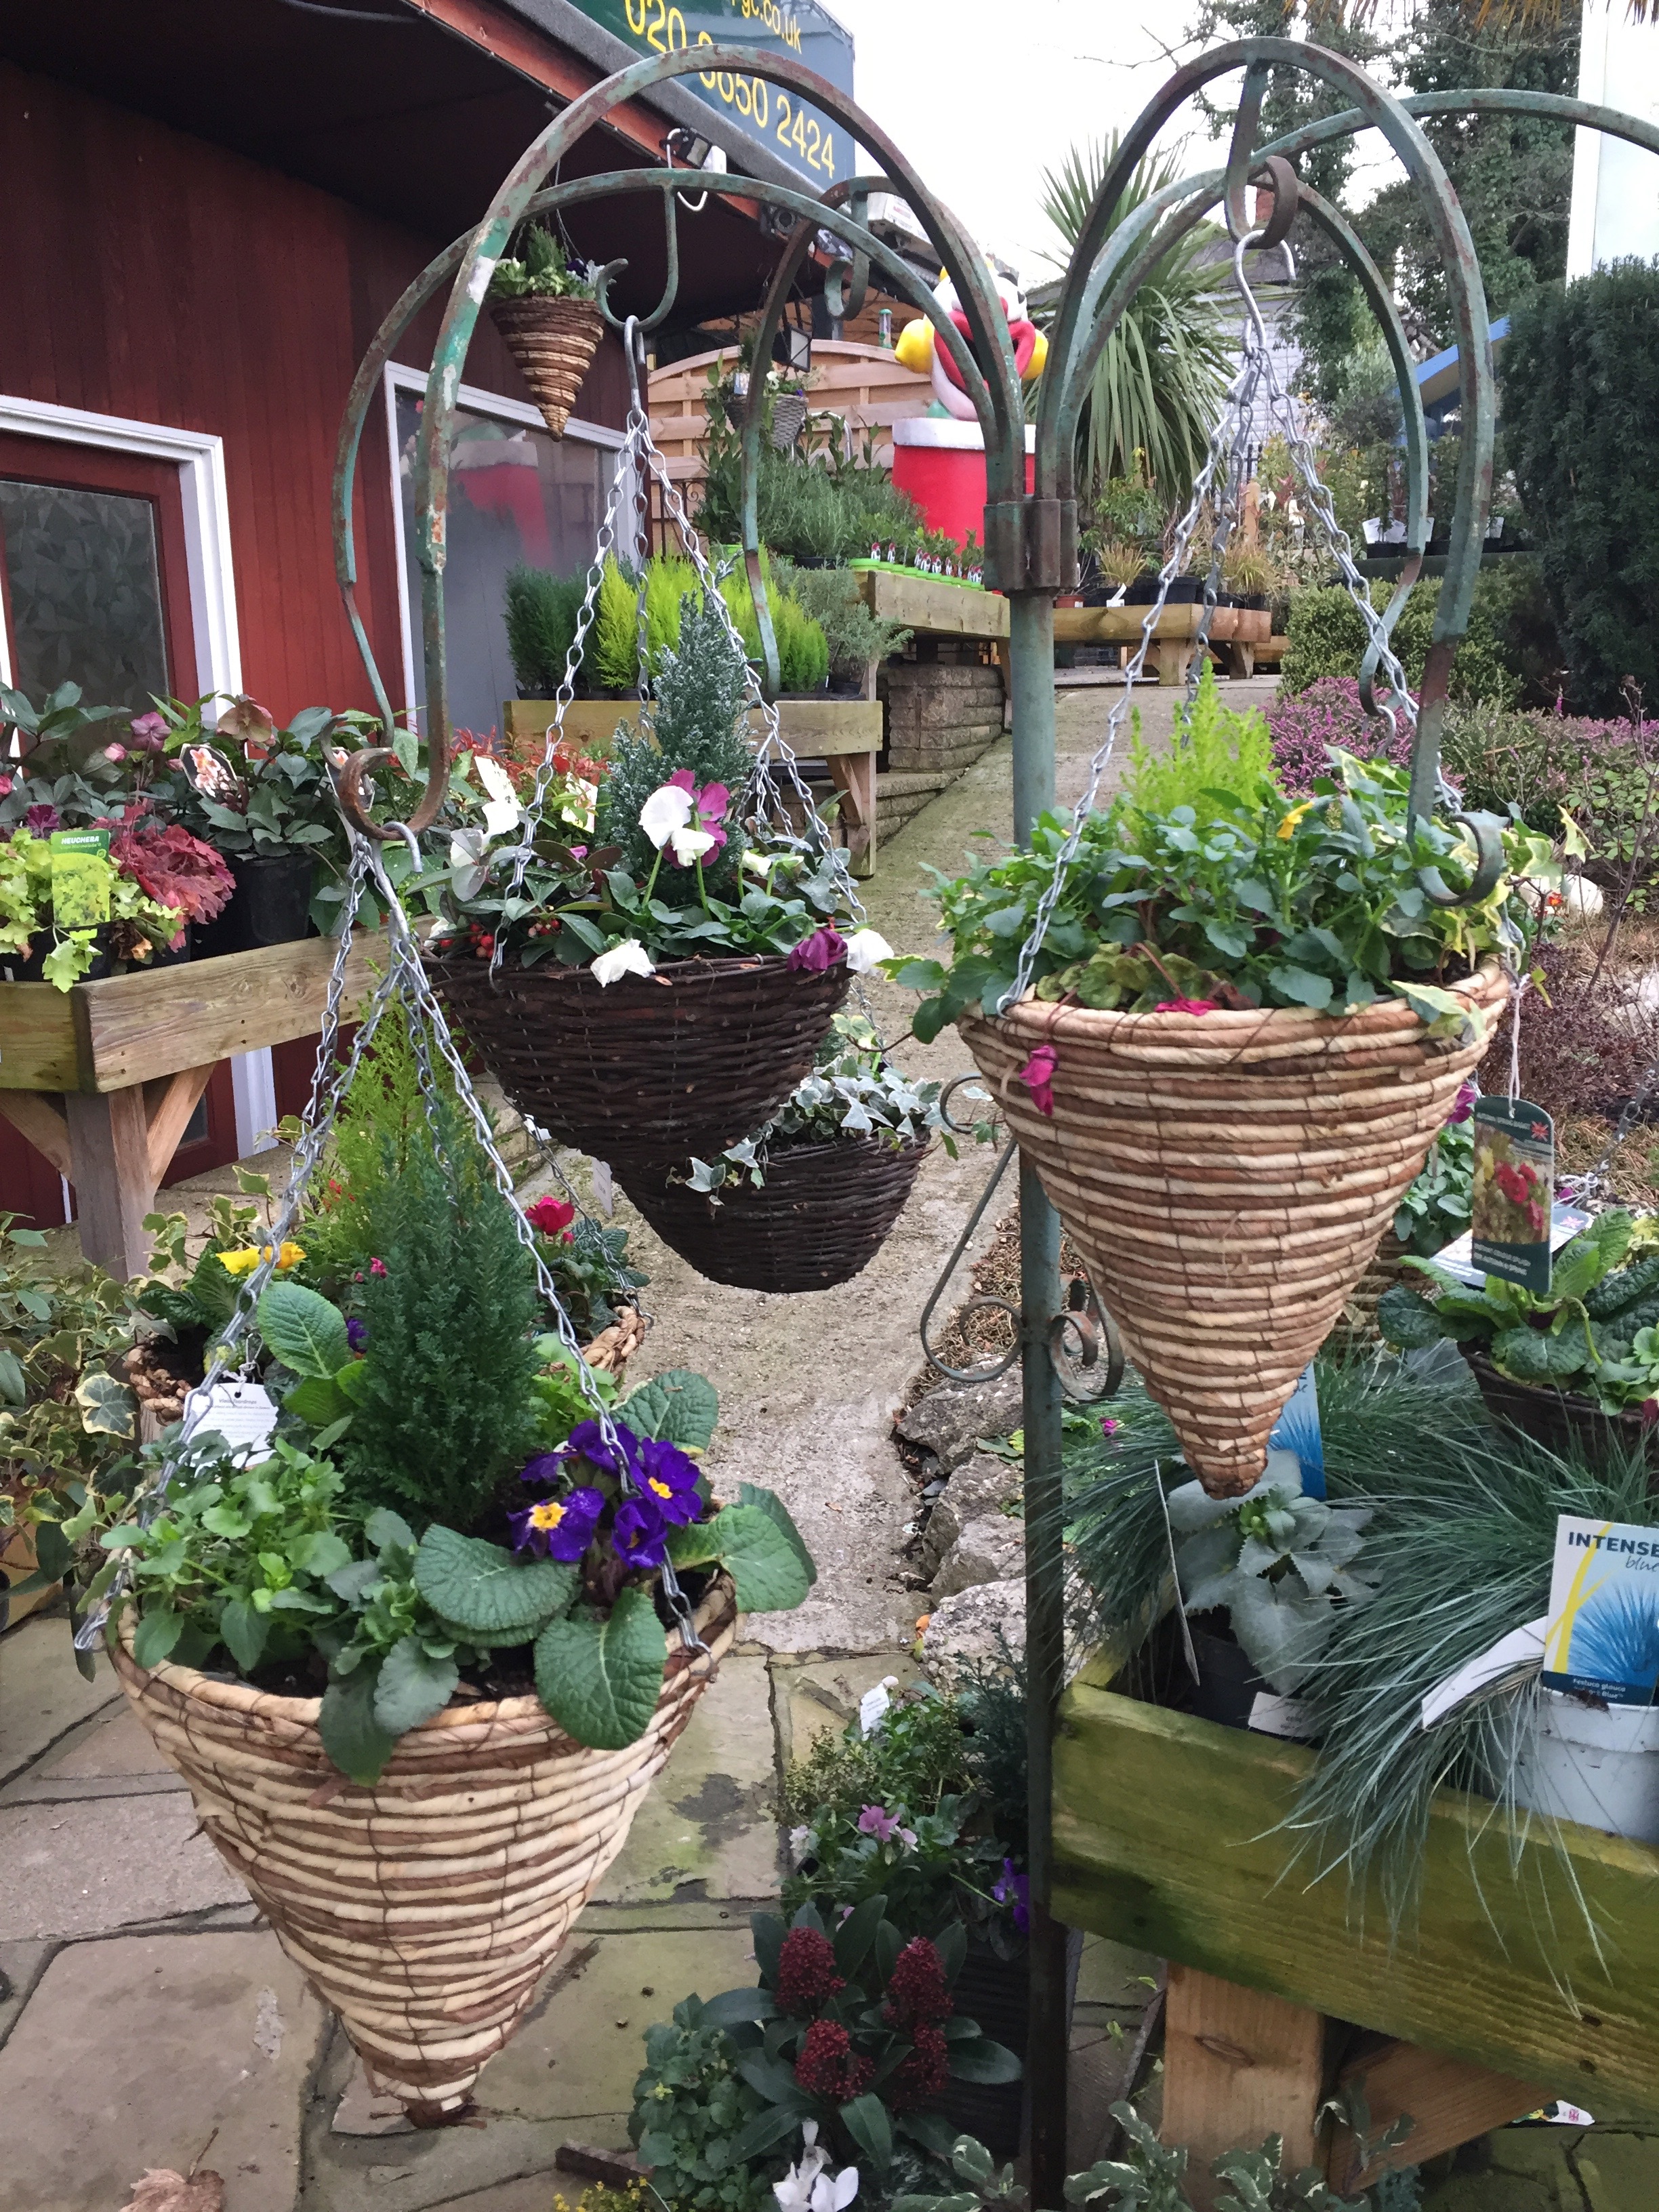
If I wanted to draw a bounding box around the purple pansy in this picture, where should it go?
[787,925,846,975]
[508,1483,605,1561]
[993,1859,1030,1934]
[345,1316,367,1353]
[857,1803,917,1847]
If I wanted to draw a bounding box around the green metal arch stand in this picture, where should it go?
[325,37,1659,2199]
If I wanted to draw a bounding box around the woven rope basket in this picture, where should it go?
[429,951,849,1167]
[620,1134,929,1293]
[488,296,605,437]
[961,961,1507,1496]
[112,1574,737,2122]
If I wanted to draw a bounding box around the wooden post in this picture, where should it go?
[1326,2039,1544,2193]
[62,1088,154,1279]
[827,750,877,880]
[1164,1965,1324,2210]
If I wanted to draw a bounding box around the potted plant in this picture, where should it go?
[487,222,603,438]
[1221,542,1278,611]
[0,822,190,987]
[888,667,1550,1496]
[1378,1206,1659,1459]
[429,590,864,1167]
[89,1121,817,2124]
[1081,537,1146,609]
[620,1011,979,1294]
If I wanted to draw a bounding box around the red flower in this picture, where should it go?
[794,2020,872,2102]
[883,1938,952,2029]
[527,1195,577,1239]
[1017,1044,1057,1118]
[1154,998,1219,1015]
[1494,1162,1534,1207]
[888,2021,950,2111]
[775,1926,845,2016]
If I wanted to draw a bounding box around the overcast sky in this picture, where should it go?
[825,0,1406,293]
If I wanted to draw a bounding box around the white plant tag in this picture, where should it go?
[859,1677,899,1736]
[590,1160,615,1218]
[179,1380,279,1464]
[1247,1692,1317,1740]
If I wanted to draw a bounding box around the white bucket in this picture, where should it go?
[1513,1692,1659,1843]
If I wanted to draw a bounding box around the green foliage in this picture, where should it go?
[505,565,591,697]
[487,222,595,301]
[535,1583,669,1748]
[1503,261,1659,712]
[718,564,829,695]
[1279,579,1519,707]
[771,558,912,682]
[594,554,642,693]
[1391,1118,1473,1258]
[1038,134,1231,512]
[646,554,701,676]
[897,701,1554,1043]
[341,1130,542,1528]
[1121,667,1275,827]
[629,1997,773,2212]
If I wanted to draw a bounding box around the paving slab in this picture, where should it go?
[0,1938,55,2049]
[305,1927,757,2212]
[43,1700,177,1778]
[1574,2131,1659,2211]
[1072,1932,1162,2010]
[0,1793,249,1938]
[771,1652,920,1769]
[0,1614,121,1786]
[0,1929,327,2212]
[594,1654,778,1904]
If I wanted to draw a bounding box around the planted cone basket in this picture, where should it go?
[489,295,605,436]
[112,1574,737,2122]
[429,950,850,1168]
[960,960,1507,1496]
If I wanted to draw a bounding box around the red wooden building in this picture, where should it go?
[0,0,850,1232]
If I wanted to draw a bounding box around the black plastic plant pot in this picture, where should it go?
[1126,573,1202,605]
[195,853,316,957]
[936,1938,1027,2157]
[1184,1621,1270,1732]
[135,924,192,971]
[3,930,112,984]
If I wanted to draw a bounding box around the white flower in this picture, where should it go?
[640,781,694,850]
[475,754,521,837]
[843,928,894,974]
[741,848,776,878]
[670,825,718,867]
[774,2124,858,2212]
[590,939,655,986]
[787,1823,815,1866]
[447,826,493,901]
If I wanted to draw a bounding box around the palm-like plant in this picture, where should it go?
[1038,136,1235,520]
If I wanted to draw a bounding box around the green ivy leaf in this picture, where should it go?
[319,1661,399,1784]
[620,1369,718,1448]
[257,1282,350,1380]
[75,1370,136,1438]
[372,1635,459,1736]
[533,1586,665,1748]
[705,1504,811,1612]
[413,1525,575,1637]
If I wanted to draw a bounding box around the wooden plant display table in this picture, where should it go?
[0,938,380,1278]
[1053,602,1272,684]
[1053,1672,1659,2206]
[851,567,1011,644]
[502,697,883,879]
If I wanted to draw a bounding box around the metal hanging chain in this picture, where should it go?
[1001,231,1423,1015]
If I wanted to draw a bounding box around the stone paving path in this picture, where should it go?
[9,678,1652,2209]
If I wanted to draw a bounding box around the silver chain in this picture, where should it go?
[1000,233,1421,1015]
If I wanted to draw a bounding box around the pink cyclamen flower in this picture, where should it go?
[1446,1078,1479,1126]
[1017,1043,1057,1118]
[0,776,11,798]
[369,1256,388,1277]
[129,712,169,752]
[665,766,731,857]
[103,743,127,764]
[788,925,846,974]
[1155,999,1219,1015]
[1100,1416,1120,1437]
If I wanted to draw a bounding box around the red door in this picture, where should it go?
[0,430,243,1229]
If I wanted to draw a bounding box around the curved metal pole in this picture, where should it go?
[330,171,993,830]
[1263,84,1659,174]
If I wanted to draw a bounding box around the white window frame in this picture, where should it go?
[0,394,276,1158]
[382,363,630,723]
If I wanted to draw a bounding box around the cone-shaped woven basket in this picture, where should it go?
[960,961,1507,1496]
[428,950,850,1168]
[489,295,605,436]
[112,1574,736,2123]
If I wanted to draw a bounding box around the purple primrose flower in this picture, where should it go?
[993,1858,1030,1934]
[345,1316,367,1353]
[636,1435,702,1528]
[508,1483,605,1561]
[612,1492,671,1570]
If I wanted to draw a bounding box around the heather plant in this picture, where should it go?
[1267,678,1410,796]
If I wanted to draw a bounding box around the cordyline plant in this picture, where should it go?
[893,668,1557,1044]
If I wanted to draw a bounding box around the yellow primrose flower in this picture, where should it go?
[217,1242,305,1277]
[1276,800,1317,841]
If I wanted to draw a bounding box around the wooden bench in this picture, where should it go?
[1053,602,1273,685]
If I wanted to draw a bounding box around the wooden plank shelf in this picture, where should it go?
[1053,1680,1659,2123]
[851,567,1010,641]
[0,937,380,1278]
[1052,602,1271,684]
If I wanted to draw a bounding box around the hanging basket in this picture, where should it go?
[1334,1227,1408,1343]
[620,1134,928,1293]
[111,1573,737,2123]
[1460,1347,1659,1468]
[428,951,850,1167]
[960,961,1507,1497]
[489,295,606,436]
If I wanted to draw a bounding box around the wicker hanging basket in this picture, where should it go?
[112,1574,737,2123]
[621,1134,929,1293]
[960,961,1507,1497]
[429,951,850,1168]
[489,295,606,436]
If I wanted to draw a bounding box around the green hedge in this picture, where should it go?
[1279,571,1529,705]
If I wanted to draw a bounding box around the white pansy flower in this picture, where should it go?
[474,754,521,837]
[590,939,655,986]
[639,782,694,850]
[843,928,894,974]
[670,825,718,867]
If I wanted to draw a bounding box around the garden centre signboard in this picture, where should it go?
[570,0,855,187]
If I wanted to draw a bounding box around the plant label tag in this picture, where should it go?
[1469,1097,1555,1292]
[49,828,111,926]
[1542,1515,1659,1706]
[1431,1200,1590,1290]
[179,1380,279,1465]
[1267,1364,1324,1500]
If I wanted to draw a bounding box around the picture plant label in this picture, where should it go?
[1469,1097,1556,1293]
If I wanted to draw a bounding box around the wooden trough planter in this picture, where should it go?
[1053,1668,1659,2200]
[0,939,380,1277]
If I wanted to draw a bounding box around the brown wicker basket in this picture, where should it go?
[1462,1347,1659,1467]
[113,1573,736,2123]
[620,1134,928,1292]
[960,961,1507,1497]
[488,295,605,436]
[429,950,850,1167]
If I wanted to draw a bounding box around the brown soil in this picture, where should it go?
[899,1200,1087,1414]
